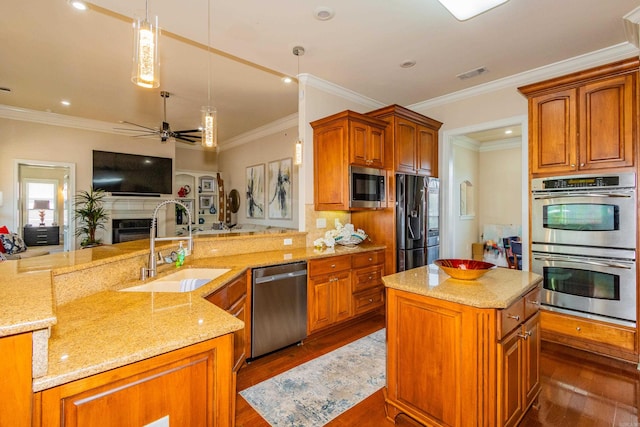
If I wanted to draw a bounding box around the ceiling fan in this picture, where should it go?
[116,91,202,144]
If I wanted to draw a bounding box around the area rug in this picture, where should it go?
[239,328,386,427]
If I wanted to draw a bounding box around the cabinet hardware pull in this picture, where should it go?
[528,300,540,306]
[507,314,520,321]
[517,333,529,340]
[368,298,373,303]
[368,257,373,261]
[368,276,373,280]
[576,327,581,331]
[330,264,336,268]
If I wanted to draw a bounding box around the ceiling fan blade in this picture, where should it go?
[175,129,201,134]
[118,120,158,132]
[113,127,158,133]
[175,135,198,144]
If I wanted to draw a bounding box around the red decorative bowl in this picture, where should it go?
[433,259,496,280]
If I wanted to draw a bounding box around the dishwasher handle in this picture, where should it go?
[254,269,308,284]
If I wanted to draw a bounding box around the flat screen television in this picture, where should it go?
[92,150,173,196]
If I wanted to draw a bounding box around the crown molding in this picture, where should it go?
[479,137,521,152]
[0,104,120,134]
[409,43,639,111]
[299,73,386,110]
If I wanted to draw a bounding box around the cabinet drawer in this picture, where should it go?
[352,266,383,293]
[524,287,541,320]
[353,287,384,315]
[352,250,384,269]
[540,310,636,352]
[309,255,352,277]
[498,298,525,340]
[226,277,246,306]
[205,287,227,308]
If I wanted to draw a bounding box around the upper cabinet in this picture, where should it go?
[367,104,442,177]
[519,57,638,177]
[311,111,388,211]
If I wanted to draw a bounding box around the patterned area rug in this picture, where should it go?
[240,328,386,427]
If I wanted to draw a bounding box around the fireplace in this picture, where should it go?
[112,218,152,244]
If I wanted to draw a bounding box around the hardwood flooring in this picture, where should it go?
[235,314,640,426]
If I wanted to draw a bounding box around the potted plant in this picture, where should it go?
[74,187,109,247]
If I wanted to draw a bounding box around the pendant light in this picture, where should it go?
[201,0,218,149]
[436,0,509,21]
[293,46,305,166]
[131,0,160,88]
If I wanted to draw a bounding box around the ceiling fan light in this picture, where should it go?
[131,15,160,88]
[437,0,509,21]
[201,107,217,149]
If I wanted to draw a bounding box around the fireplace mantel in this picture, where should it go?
[103,196,173,244]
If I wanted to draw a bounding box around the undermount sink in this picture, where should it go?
[120,268,231,293]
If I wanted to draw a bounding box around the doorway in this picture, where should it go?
[440,115,529,269]
[15,160,76,251]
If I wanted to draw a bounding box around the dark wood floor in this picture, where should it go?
[235,314,640,426]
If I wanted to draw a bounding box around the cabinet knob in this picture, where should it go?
[368,298,373,303]
[576,327,581,332]
[580,163,585,167]
[368,275,373,280]
[330,264,336,268]
[507,314,520,321]
[527,300,540,306]
[368,257,373,261]
[570,164,576,167]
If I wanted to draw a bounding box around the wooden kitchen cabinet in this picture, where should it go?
[497,288,541,427]
[0,332,32,427]
[351,250,385,315]
[367,104,442,177]
[34,335,235,427]
[308,255,353,333]
[519,57,638,176]
[206,274,248,372]
[311,110,388,211]
[385,283,541,426]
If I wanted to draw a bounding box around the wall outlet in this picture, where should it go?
[284,238,293,246]
[316,218,327,229]
[284,253,292,260]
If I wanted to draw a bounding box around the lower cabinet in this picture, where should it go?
[307,250,385,334]
[205,273,249,372]
[0,332,32,427]
[34,335,235,427]
[385,284,541,426]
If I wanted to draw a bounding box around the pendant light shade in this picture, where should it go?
[201,106,217,148]
[201,0,217,149]
[294,138,303,165]
[437,0,509,21]
[131,2,159,88]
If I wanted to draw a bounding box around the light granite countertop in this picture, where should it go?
[0,236,384,392]
[382,265,542,309]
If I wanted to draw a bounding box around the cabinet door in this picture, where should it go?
[334,271,353,322]
[395,118,418,173]
[522,313,541,407]
[416,125,437,177]
[368,125,385,168]
[308,274,334,333]
[229,295,247,372]
[0,333,32,427]
[530,88,578,175]
[579,73,635,171]
[499,329,524,427]
[314,123,350,210]
[350,122,370,166]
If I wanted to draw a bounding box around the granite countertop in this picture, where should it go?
[382,265,542,309]
[0,239,383,392]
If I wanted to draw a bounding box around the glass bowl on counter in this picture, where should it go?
[433,259,496,280]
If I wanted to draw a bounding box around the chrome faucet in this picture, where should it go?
[141,199,193,280]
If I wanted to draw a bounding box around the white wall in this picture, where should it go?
[217,126,300,229]
[451,141,479,259]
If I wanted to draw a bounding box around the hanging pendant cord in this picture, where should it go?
[207,0,211,105]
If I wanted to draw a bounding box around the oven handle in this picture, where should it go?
[532,193,633,200]
[533,256,633,269]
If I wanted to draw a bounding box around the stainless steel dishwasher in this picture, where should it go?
[251,261,308,359]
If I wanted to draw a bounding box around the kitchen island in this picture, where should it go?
[382,265,542,427]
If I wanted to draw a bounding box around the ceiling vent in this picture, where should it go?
[456,66,488,80]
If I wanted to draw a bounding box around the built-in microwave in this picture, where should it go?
[350,165,386,209]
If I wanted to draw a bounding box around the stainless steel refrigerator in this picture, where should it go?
[396,174,439,272]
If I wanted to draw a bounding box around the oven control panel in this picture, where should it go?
[532,172,636,192]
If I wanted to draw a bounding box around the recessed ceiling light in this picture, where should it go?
[61,100,71,106]
[314,7,335,21]
[505,129,513,135]
[400,60,416,68]
[68,0,88,11]
[282,76,293,84]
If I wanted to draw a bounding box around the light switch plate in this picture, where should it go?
[284,238,293,246]
[316,218,327,228]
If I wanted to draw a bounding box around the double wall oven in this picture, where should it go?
[530,173,637,327]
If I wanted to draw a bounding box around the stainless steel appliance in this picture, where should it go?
[251,261,307,359]
[531,172,637,326]
[531,172,636,250]
[396,174,439,271]
[350,165,386,209]
[531,243,636,326]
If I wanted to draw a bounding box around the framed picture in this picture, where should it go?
[200,195,214,209]
[201,178,214,192]
[268,158,292,219]
[182,199,194,216]
[246,164,265,218]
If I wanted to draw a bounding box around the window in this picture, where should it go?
[27,182,56,226]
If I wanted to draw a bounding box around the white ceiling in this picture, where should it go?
[1,0,638,146]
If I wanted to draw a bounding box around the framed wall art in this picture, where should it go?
[268,158,292,219]
[246,164,265,218]
[200,178,214,192]
[200,195,214,209]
